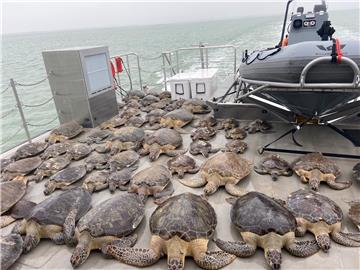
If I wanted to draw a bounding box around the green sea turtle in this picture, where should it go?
[78,129,112,144]
[2,156,42,182]
[245,119,272,134]
[353,163,360,182]
[81,171,109,193]
[124,90,146,101]
[1,199,36,228]
[0,234,23,270]
[159,91,171,100]
[160,109,193,132]
[254,155,293,181]
[286,189,360,251]
[84,152,109,172]
[12,142,48,160]
[191,126,217,141]
[145,109,166,126]
[67,143,92,160]
[166,99,185,112]
[100,115,127,130]
[1,177,28,215]
[179,152,251,196]
[214,192,319,270]
[348,201,360,231]
[44,165,87,195]
[109,150,139,172]
[13,187,92,252]
[291,152,351,191]
[47,121,83,143]
[119,107,142,119]
[142,94,160,107]
[126,115,147,127]
[225,127,247,140]
[140,128,186,161]
[107,192,236,270]
[221,140,248,154]
[0,158,12,173]
[167,154,200,179]
[181,99,211,114]
[41,142,72,159]
[189,140,219,158]
[108,168,137,193]
[192,115,218,128]
[70,193,145,268]
[217,118,238,130]
[128,165,173,204]
[31,155,71,182]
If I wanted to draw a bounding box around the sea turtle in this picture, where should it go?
[160,109,193,132]
[159,91,171,100]
[124,90,146,101]
[192,115,218,128]
[140,128,186,161]
[189,140,219,158]
[353,163,360,182]
[286,189,360,252]
[167,154,200,179]
[348,201,360,231]
[13,187,91,252]
[12,142,48,160]
[126,115,147,127]
[245,119,272,134]
[179,152,251,196]
[84,152,109,172]
[214,192,319,270]
[128,165,174,204]
[81,170,109,193]
[1,177,28,217]
[44,165,87,195]
[2,156,42,182]
[47,121,83,143]
[254,155,293,181]
[126,99,142,109]
[291,152,351,191]
[31,155,71,182]
[165,99,185,112]
[146,99,171,112]
[142,94,160,107]
[108,168,137,193]
[181,99,211,114]
[70,193,145,268]
[221,140,248,154]
[191,126,217,141]
[0,158,12,173]
[119,107,141,119]
[100,115,127,130]
[97,127,145,155]
[0,234,23,270]
[1,199,36,228]
[145,109,166,126]
[109,150,140,172]
[107,192,236,270]
[67,143,92,160]
[78,129,112,144]
[41,142,72,159]
[217,118,238,130]
[225,127,247,140]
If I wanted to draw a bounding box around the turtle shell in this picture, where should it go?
[0,179,27,214]
[182,99,211,114]
[142,94,160,106]
[146,128,182,147]
[41,142,71,159]
[0,159,12,172]
[9,199,37,219]
[231,192,296,235]
[201,152,251,179]
[37,156,71,172]
[150,193,216,241]
[67,143,92,160]
[13,142,48,160]
[292,153,340,176]
[109,150,139,170]
[113,127,145,142]
[28,187,91,226]
[131,165,170,188]
[0,234,23,270]
[77,193,144,238]
[79,129,112,144]
[286,189,343,225]
[50,121,83,138]
[4,156,42,174]
[163,109,193,123]
[50,165,87,184]
[167,155,196,169]
[353,162,360,182]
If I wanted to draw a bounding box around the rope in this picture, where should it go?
[0,83,11,95]
[27,116,58,127]
[0,107,17,119]
[14,72,52,87]
[22,97,54,108]
[0,126,23,145]
[139,54,162,61]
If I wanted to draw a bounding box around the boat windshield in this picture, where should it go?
[289,0,327,18]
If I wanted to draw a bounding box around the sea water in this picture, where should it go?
[1,10,359,153]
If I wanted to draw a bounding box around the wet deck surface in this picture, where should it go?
[1,120,360,270]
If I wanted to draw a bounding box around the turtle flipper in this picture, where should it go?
[107,246,161,267]
[331,232,360,247]
[102,234,138,255]
[0,215,16,228]
[295,226,307,237]
[175,127,190,134]
[23,221,41,253]
[49,232,65,245]
[153,182,174,205]
[253,165,268,175]
[178,177,207,188]
[12,219,26,234]
[285,239,319,257]
[225,183,247,197]
[326,178,352,190]
[338,232,360,242]
[214,238,257,257]
[63,199,81,246]
[188,165,200,175]
[193,250,236,270]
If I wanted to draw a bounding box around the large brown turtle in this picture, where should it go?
[47,121,83,143]
[215,192,319,270]
[70,193,145,268]
[179,152,251,196]
[291,152,351,191]
[31,155,71,182]
[353,162,360,182]
[160,109,193,132]
[84,152,109,172]
[348,201,360,231]
[128,165,173,204]
[12,142,48,160]
[245,119,272,134]
[140,128,186,161]
[44,165,87,195]
[108,167,137,193]
[181,99,211,114]
[2,156,42,182]
[67,143,92,160]
[107,193,236,270]
[13,187,91,252]
[109,150,140,172]
[1,234,23,270]
[41,142,72,159]
[254,155,293,181]
[189,140,219,158]
[1,199,37,228]
[81,171,109,193]
[286,189,360,252]
[145,109,166,126]
[1,177,28,215]
[167,154,200,179]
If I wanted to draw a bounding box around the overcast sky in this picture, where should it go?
[2,0,359,34]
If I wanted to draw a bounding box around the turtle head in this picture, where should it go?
[167,238,186,270]
[264,248,282,270]
[309,169,322,191]
[70,245,90,268]
[43,181,56,195]
[149,145,161,161]
[315,234,331,252]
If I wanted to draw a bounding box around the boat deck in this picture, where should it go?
[1,121,360,270]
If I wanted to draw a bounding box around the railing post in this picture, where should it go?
[136,54,143,91]
[199,42,205,69]
[176,51,180,73]
[10,78,32,143]
[162,53,167,91]
[125,55,132,90]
